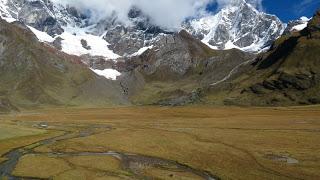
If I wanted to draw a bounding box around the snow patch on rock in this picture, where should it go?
[58,26,120,59]
[300,16,310,22]
[27,25,55,42]
[90,68,121,80]
[0,0,16,23]
[291,16,310,31]
[26,24,121,60]
[130,45,154,57]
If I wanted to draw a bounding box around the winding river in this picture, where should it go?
[0,123,218,180]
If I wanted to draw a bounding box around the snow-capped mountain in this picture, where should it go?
[0,0,290,80]
[0,0,172,57]
[0,0,288,55]
[183,0,285,52]
[0,0,125,80]
[0,0,287,55]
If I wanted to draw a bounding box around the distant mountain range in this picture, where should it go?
[1,0,288,56]
[0,0,319,111]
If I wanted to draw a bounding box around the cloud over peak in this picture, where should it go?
[52,0,213,30]
[52,0,263,30]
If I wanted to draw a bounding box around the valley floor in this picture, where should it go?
[0,106,320,180]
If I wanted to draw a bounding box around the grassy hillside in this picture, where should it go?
[0,19,128,112]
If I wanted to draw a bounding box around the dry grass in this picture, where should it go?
[142,167,204,180]
[0,131,60,157]
[0,124,46,141]
[1,106,320,179]
[12,154,72,178]
[12,155,131,180]
[0,117,61,158]
[65,156,125,174]
[54,168,127,180]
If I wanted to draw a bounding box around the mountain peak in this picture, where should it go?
[183,0,284,52]
[226,0,259,8]
[229,0,246,5]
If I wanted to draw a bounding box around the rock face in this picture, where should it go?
[0,0,80,36]
[101,7,173,56]
[118,30,254,105]
[17,0,63,35]
[183,0,285,52]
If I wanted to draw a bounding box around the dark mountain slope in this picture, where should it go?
[0,18,128,112]
[204,10,320,106]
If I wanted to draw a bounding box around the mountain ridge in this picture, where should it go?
[0,0,318,110]
[0,0,288,58]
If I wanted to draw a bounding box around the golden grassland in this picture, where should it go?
[0,124,46,141]
[143,167,204,180]
[13,154,72,178]
[12,155,127,179]
[0,120,60,157]
[0,106,320,179]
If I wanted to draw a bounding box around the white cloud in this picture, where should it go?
[51,0,263,30]
[134,0,212,30]
[52,0,213,30]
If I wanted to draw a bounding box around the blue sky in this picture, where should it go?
[262,0,320,22]
[207,0,320,22]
